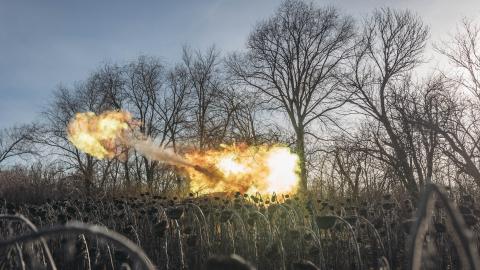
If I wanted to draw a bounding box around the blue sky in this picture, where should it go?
[1,0,479,129]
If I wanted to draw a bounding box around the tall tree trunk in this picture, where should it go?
[84,157,94,194]
[123,160,131,187]
[144,158,157,188]
[296,127,308,193]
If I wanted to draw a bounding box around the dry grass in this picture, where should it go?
[0,184,479,269]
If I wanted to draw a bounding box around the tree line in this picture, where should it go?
[2,0,480,200]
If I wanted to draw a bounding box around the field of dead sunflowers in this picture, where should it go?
[1,184,479,269]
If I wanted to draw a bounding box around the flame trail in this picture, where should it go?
[67,110,300,195]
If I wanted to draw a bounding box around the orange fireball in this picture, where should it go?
[183,143,300,195]
[67,111,132,159]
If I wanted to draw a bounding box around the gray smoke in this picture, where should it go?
[130,139,193,168]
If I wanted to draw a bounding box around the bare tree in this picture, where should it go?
[182,46,226,149]
[333,144,364,199]
[436,19,480,100]
[124,56,167,185]
[315,123,394,199]
[426,20,480,186]
[160,65,191,151]
[0,125,37,166]
[225,90,265,144]
[41,76,112,191]
[227,0,355,191]
[123,56,191,189]
[153,65,191,192]
[415,80,480,187]
[346,8,429,196]
[90,63,128,187]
